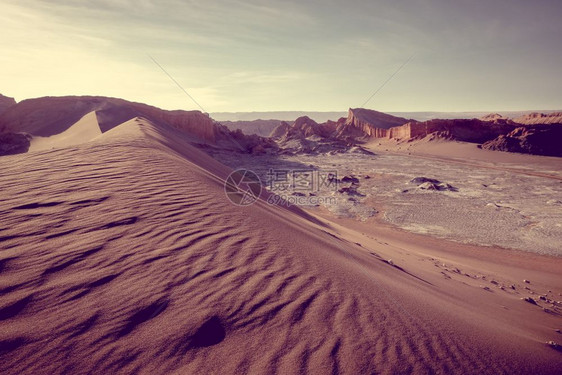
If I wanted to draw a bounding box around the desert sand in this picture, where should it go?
[28,111,102,152]
[1,114,561,375]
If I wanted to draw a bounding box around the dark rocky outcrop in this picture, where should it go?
[270,115,373,155]
[482,124,562,157]
[0,133,31,156]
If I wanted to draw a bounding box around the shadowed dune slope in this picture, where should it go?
[0,118,560,374]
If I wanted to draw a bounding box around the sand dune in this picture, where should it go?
[28,111,102,152]
[1,118,561,374]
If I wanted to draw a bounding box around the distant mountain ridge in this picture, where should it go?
[212,109,562,123]
[1,93,560,157]
[0,95,277,156]
[270,108,562,157]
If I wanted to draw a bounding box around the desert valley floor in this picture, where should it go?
[1,117,561,374]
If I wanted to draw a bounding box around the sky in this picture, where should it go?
[1,0,561,112]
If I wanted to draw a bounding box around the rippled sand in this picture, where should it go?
[1,119,561,374]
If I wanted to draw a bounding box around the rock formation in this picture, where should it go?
[512,112,562,125]
[392,119,516,143]
[330,108,561,157]
[335,108,411,139]
[482,124,562,157]
[0,94,16,118]
[0,95,277,155]
[0,132,31,156]
[270,116,372,155]
[269,121,291,139]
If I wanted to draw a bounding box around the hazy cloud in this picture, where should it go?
[1,0,561,111]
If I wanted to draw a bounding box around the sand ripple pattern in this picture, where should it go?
[0,121,556,374]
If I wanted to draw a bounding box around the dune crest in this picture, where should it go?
[29,111,102,151]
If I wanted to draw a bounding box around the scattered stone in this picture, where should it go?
[418,182,439,191]
[338,186,365,196]
[490,280,499,285]
[410,177,457,192]
[539,295,547,301]
[543,308,554,314]
[364,175,371,179]
[510,285,516,290]
[482,286,491,291]
[410,177,440,185]
[524,279,530,284]
[555,329,561,334]
[522,297,537,305]
[341,175,360,184]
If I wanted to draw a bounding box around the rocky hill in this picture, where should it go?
[512,112,562,125]
[0,94,16,116]
[482,124,562,157]
[335,108,412,139]
[390,119,517,143]
[269,115,373,155]
[0,95,276,155]
[331,108,561,157]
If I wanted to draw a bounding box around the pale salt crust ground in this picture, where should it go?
[1,118,561,374]
[211,147,562,256]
